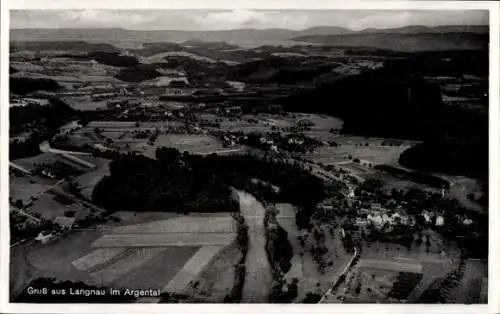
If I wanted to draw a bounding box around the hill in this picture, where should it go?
[358,25,489,34]
[9,26,353,47]
[280,50,488,180]
[10,40,118,53]
[291,32,488,52]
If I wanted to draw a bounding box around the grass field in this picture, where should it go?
[162,246,225,293]
[75,160,111,199]
[307,142,410,166]
[155,134,232,155]
[27,193,82,220]
[91,247,168,285]
[357,259,423,273]
[61,96,108,111]
[185,242,242,302]
[111,215,236,234]
[447,259,487,304]
[91,233,235,247]
[110,211,179,226]
[12,153,60,170]
[276,204,352,302]
[71,248,127,272]
[9,175,58,203]
[111,246,199,290]
[23,231,105,285]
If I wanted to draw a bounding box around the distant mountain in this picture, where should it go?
[358,25,489,34]
[10,25,488,51]
[291,32,488,52]
[9,26,353,47]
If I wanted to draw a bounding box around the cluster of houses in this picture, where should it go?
[353,201,476,233]
[10,97,50,107]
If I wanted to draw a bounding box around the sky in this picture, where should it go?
[10,10,489,31]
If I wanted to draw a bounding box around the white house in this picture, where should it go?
[435,216,445,226]
[35,232,53,243]
[463,218,474,225]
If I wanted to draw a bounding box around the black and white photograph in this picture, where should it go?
[1,1,499,312]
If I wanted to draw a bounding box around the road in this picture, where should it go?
[318,247,359,303]
[39,141,91,156]
[235,190,273,303]
[9,162,32,176]
[10,206,41,223]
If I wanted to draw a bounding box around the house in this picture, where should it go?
[54,216,76,230]
[463,218,474,225]
[435,216,445,226]
[422,210,434,224]
[226,106,242,115]
[35,231,53,243]
[164,88,194,96]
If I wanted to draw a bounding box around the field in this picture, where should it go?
[61,96,108,111]
[71,247,128,271]
[12,211,240,301]
[446,259,487,304]
[276,203,352,302]
[322,228,463,304]
[69,121,247,158]
[9,175,59,203]
[110,215,236,234]
[343,266,423,303]
[10,230,105,299]
[111,247,199,290]
[306,141,412,166]
[357,259,423,273]
[25,230,104,283]
[200,113,343,136]
[184,242,242,302]
[92,233,235,247]
[150,134,244,156]
[27,192,88,221]
[91,247,169,285]
[162,246,225,293]
[83,213,238,296]
[75,160,111,199]
[12,153,61,171]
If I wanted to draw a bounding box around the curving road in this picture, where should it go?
[39,141,91,156]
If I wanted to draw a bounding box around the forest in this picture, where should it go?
[92,147,325,216]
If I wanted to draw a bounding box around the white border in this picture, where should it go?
[1,1,499,314]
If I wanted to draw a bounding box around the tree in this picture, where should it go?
[64,210,76,218]
[15,199,24,209]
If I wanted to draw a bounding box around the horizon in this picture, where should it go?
[9,23,490,32]
[10,10,489,31]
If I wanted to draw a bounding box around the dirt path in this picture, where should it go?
[234,190,272,303]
